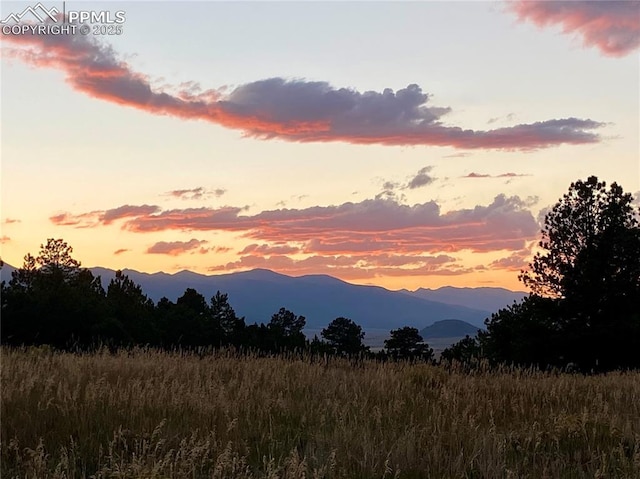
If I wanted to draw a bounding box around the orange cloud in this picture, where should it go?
[508,0,640,57]
[52,195,539,255]
[489,249,532,272]
[239,243,301,256]
[146,239,209,256]
[2,30,604,150]
[50,205,161,227]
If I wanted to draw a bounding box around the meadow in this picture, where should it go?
[2,347,639,478]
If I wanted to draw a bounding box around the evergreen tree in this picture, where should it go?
[321,317,367,356]
[384,326,433,361]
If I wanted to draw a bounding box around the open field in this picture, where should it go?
[2,347,639,478]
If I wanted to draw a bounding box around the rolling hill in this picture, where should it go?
[420,319,481,339]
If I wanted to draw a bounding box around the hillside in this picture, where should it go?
[420,319,481,339]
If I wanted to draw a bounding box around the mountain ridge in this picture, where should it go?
[401,285,527,315]
[1,264,526,330]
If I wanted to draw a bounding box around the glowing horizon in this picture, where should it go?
[2,1,638,292]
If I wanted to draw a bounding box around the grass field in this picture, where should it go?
[2,347,639,478]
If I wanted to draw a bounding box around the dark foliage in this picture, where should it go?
[1,239,106,348]
[484,177,640,371]
[1,239,368,359]
[384,326,433,361]
[440,335,483,365]
[321,317,368,356]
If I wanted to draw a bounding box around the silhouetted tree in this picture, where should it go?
[521,176,640,309]
[308,334,333,356]
[165,288,215,347]
[482,296,562,367]
[36,238,81,279]
[321,317,367,356]
[384,326,433,361]
[440,335,483,365]
[484,177,640,370]
[244,322,271,352]
[210,291,245,346]
[268,308,306,351]
[1,239,105,348]
[103,271,157,345]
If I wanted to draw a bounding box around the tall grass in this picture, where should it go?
[2,346,639,478]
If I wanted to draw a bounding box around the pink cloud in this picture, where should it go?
[102,205,161,224]
[489,249,532,272]
[113,248,130,255]
[0,236,11,244]
[53,195,539,255]
[508,0,640,57]
[462,172,530,179]
[146,239,208,256]
[463,172,491,179]
[50,204,161,227]
[49,211,100,227]
[239,243,301,256]
[3,218,21,224]
[2,30,604,150]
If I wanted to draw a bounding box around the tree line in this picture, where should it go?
[2,176,639,371]
[0,241,432,361]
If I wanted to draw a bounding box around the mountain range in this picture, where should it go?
[403,286,526,317]
[1,263,527,332]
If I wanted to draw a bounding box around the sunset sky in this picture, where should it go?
[1,1,638,291]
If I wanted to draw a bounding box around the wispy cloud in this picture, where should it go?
[0,236,11,244]
[461,172,531,179]
[166,187,226,200]
[406,166,435,189]
[2,31,604,150]
[239,243,301,256]
[113,248,130,255]
[50,211,99,228]
[377,166,436,200]
[146,239,209,256]
[487,113,516,125]
[3,218,21,224]
[489,248,532,272]
[507,0,640,57]
[50,204,161,227]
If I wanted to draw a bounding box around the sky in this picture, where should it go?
[1,0,639,292]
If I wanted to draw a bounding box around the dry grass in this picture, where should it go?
[1,346,639,478]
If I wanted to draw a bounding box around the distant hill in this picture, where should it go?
[403,286,526,315]
[420,319,481,340]
[2,264,492,330]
